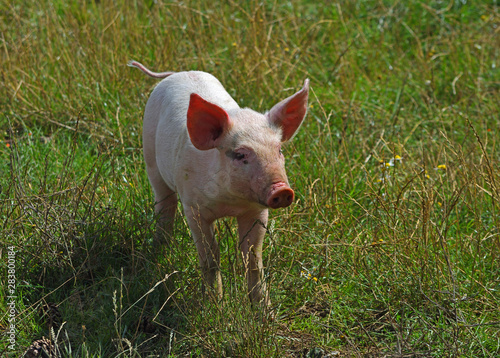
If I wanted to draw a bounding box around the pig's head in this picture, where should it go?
[186,79,309,209]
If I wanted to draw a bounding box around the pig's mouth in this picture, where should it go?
[266,182,294,209]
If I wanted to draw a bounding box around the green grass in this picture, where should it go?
[1,0,499,356]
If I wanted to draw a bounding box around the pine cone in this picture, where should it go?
[23,336,57,358]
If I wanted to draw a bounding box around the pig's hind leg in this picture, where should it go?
[147,165,178,246]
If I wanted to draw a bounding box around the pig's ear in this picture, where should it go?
[187,93,231,150]
[268,79,309,142]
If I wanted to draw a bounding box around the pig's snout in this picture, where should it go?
[267,183,294,209]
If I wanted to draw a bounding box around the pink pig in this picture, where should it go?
[129,61,309,305]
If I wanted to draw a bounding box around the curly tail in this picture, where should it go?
[128,60,175,79]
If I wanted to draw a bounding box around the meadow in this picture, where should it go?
[1,0,499,356]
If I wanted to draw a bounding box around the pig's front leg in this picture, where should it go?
[185,206,223,299]
[237,209,270,306]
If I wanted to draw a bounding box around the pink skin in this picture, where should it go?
[130,60,309,306]
[267,182,294,209]
[127,60,174,78]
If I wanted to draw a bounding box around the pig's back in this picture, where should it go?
[156,71,238,115]
[145,71,238,138]
[143,71,238,191]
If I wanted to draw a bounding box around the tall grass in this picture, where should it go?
[1,0,499,356]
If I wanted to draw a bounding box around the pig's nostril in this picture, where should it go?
[267,185,294,209]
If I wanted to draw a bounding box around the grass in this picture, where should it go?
[1,0,499,356]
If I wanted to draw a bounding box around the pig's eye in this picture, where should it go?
[226,150,249,163]
[234,153,245,161]
[233,152,249,164]
[279,148,283,156]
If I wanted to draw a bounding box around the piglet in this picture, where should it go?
[129,60,309,305]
